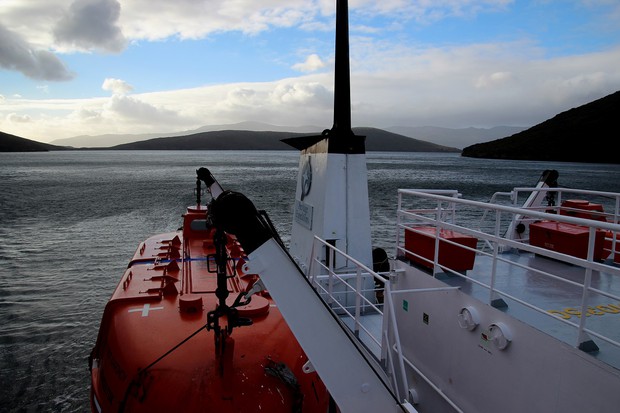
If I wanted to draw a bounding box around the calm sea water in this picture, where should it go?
[1,150,619,412]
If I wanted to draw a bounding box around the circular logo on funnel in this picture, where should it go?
[301,157,312,200]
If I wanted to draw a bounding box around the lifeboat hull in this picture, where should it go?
[89,209,330,412]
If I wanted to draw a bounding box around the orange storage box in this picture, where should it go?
[529,221,606,260]
[404,226,478,271]
[560,199,605,221]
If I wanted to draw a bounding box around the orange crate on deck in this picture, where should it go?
[529,221,606,261]
[560,200,606,221]
[404,226,478,271]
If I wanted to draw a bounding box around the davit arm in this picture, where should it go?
[197,167,415,413]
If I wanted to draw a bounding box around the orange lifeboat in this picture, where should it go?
[89,175,330,412]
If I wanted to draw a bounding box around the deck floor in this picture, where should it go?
[338,251,620,371]
[439,250,620,369]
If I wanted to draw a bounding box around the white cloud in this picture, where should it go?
[69,107,102,122]
[292,54,326,72]
[3,41,620,143]
[3,0,512,52]
[102,78,134,95]
[475,71,516,88]
[117,0,322,41]
[270,81,332,106]
[7,113,32,123]
[102,94,184,125]
[1,0,619,143]
[341,38,620,128]
[352,0,513,22]
[225,88,258,106]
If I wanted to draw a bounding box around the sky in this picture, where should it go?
[1,0,619,144]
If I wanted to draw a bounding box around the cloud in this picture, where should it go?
[0,23,75,81]
[103,94,185,125]
[7,113,33,123]
[184,79,334,126]
[475,71,516,88]
[225,88,258,106]
[1,0,321,49]
[270,81,332,106]
[69,107,102,122]
[102,78,134,95]
[292,54,326,72]
[54,0,126,53]
[2,35,620,142]
[353,0,513,22]
[117,0,322,41]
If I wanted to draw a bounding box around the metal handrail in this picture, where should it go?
[396,188,620,352]
[302,187,620,410]
[308,236,464,410]
[309,237,407,401]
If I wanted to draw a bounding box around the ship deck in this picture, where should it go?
[395,187,620,369]
[441,250,620,369]
[338,251,620,366]
[315,186,620,374]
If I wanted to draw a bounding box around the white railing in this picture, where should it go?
[308,236,410,402]
[396,188,620,353]
[307,236,463,410]
[483,186,620,256]
[303,187,620,409]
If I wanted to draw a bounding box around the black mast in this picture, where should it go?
[283,0,364,153]
[332,0,352,136]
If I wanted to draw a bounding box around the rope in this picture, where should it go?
[118,323,208,412]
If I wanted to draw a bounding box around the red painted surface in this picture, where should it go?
[90,206,329,412]
[530,221,606,261]
[560,199,606,221]
[404,226,478,271]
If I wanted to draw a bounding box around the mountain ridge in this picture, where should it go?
[461,90,619,164]
[51,121,526,149]
[111,127,460,152]
[49,122,512,149]
[1,127,460,153]
[0,131,67,152]
[48,121,322,148]
[386,125,527,149]
[4,91,617,158]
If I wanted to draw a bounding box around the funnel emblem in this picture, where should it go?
[301,157,312,201]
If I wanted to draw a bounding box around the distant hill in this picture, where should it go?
[0,131,66,152]
[462,91,620,164]
[50,132,162,148]
[386,125,527,149]
[49,121,322,148]
[51,121,519,149]
[113,130,302,150]
[111,127,460,152]
[354,127,459,152]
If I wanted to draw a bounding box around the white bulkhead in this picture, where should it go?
[289,142,372,274]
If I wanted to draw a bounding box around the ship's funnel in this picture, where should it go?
[283,0,372,273]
